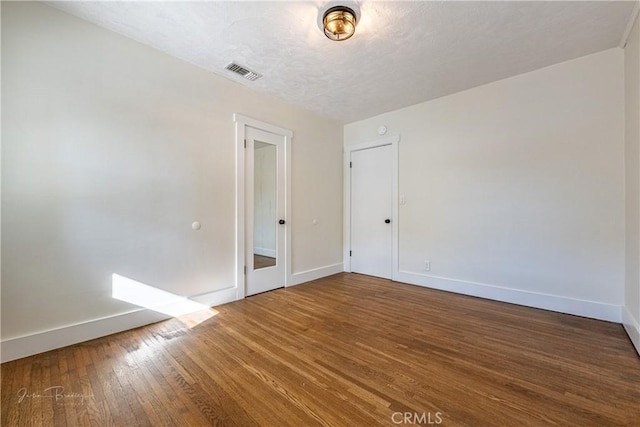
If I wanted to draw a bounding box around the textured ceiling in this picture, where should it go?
[49,1,637,124]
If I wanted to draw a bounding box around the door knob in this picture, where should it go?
[279,219,286,225]
[385,219,391,224]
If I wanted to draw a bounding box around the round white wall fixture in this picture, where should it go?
[378,125,387,136]
[192,221,201,230]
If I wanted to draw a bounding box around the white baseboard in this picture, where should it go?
[253,247,276,258]
[3,270,629,362]
[288,262,344,287]
[395,270,622,323]
[189,286,238,307]
[0,286,238,363]
[622,306,640,357]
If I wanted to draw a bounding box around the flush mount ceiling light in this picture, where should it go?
[322,5,357,41]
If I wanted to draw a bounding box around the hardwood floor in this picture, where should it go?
[2,273,639,426]
[253,254,276,269]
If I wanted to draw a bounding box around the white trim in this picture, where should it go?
[343,149,350,271]
[253,247,276,258]
[233,114,293,138]
[395,270,622,323]
[622,306,640,356]
[285,130,292,287]
[189,286,238,307]
[344,135,400,279]
[233,114,292,296]
[1,287,237,363]
[619,0,640,48]
[234,117,246,300]
[289,263,344,287]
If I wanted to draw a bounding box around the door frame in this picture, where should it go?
[344,135,400,280]
[234,114,293,299]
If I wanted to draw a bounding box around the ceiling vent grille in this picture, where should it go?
[224,62,262,81]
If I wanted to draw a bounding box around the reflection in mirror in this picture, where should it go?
[254,141,277,269]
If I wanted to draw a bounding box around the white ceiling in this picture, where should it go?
[49,1,637,124]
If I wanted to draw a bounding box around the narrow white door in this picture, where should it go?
[246,127,286,296]
[350,144,393,279]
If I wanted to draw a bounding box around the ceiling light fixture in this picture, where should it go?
[322,6,357,41]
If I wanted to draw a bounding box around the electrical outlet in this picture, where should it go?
[424,260,431,271]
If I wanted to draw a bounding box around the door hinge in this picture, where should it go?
[244,139,246,148]
[350,161,352,168]
[349,250,352,256]
[244,265,247,275]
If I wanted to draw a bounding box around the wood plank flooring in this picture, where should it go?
[253,255,276,270]
[2,273,639,426]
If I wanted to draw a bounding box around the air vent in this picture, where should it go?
[224,62,262,81]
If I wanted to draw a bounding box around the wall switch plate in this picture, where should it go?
[424,260,430,271]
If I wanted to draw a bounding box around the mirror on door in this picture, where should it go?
[253,141,277,270]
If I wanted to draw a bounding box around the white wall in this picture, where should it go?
[345,48,625,322]
[1,2,343,360]
[624,14,640,356]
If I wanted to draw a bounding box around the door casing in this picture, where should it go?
[344,135,400,279]
[234,114,292,299]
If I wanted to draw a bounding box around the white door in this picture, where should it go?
[246,127,286,296]
[350,144,393,279]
